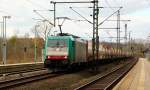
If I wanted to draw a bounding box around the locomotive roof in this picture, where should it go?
[47,36,87,42]
[47,36,75,41]
[57,33,80,38]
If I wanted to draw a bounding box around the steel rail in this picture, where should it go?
[0,72,64,89]
[74,58,137,90]
[0,68,46,77]
[0,62,44,76]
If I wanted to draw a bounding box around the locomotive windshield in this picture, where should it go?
[48,40,66,47]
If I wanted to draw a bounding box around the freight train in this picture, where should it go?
[44,33,130,70]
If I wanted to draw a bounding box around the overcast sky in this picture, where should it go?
[0,0,150,42]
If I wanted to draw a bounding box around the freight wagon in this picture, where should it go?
[44,34,130,71]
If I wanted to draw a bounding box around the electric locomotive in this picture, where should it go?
[44,34,88,70]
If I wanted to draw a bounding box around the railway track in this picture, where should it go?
[0,58,137,90]
[0,62,44,76]
[0,71,63,89]
[73,58,138,90]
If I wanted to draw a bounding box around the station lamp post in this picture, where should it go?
[128,31,132,55]
[34,24,39,63]
[2,16,11,65]
[0,21,3,63]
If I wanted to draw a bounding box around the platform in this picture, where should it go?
[113,58,150,90]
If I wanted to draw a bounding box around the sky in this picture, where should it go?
[0,0,150,42]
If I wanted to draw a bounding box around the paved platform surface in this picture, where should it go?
[113,58,150,90]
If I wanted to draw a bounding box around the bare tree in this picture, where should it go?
[31,21,53,41]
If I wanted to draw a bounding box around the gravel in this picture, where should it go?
[6,60,129,90]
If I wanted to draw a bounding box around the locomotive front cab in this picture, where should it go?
[46,39,68,60]
[44,36,72,69]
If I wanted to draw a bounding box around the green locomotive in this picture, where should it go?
[44,35,88,70]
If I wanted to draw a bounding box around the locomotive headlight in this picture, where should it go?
[47,56,51,59]
[64,56,67,59]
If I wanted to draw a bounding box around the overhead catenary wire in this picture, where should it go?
[0,10,11,15]
[145,0,150,6]
[25,0,54,22]
[110,0,127,25]
[33,10,54,26]
[1,0,45,18]
[69,7,93,24]
[0,8,19,18]
[0,0,45,19]
[25,0,49,10]
[98,7,122,26]
[105,0,115,11]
